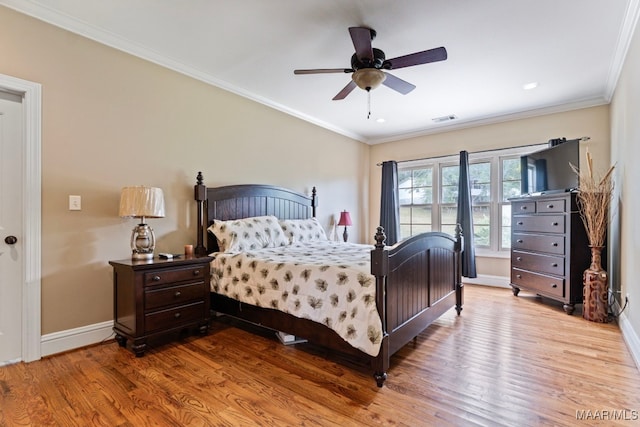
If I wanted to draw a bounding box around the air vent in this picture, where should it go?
[432,114,458,123]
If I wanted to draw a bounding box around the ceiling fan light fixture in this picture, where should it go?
[352,68,386,91]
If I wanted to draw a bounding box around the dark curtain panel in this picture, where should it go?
[457,150,477,278]
[380,160,400,246]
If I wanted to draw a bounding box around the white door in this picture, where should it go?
[0,90,24,364]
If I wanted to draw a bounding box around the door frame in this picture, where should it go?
[0,73,41,363]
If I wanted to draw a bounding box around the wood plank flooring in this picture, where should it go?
[2,284,640,426]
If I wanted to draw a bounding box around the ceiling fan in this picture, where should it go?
[294,27,447,101]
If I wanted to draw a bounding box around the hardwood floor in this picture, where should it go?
[1,285,640,426]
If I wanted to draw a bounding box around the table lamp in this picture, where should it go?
[338,210,352,242]
[119,186,165,260]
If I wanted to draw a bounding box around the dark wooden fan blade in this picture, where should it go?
[349,27,373,61]
[294,68,353,75]
[332,81,357,100]
[385,47,447,70]
[382,72,416,95]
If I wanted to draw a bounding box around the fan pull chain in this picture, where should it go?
[367,89,371,119]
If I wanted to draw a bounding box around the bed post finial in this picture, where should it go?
[311,186,317,217]
[454,223,462,252]
[194,172,208,256]
[374,226,386,248]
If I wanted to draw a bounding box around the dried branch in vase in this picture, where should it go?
[570,150,615,248]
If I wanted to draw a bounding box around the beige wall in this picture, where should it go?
[610,10,640,349]
[0,6,368,334]
[369,105,611,278]
[3,5,631,350]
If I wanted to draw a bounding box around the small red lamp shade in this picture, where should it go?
[338,211,352,242]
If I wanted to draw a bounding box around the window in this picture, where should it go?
[398,145,545,254]
[398,168,432,237]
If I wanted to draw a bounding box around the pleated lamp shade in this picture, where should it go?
[119,186,165,218]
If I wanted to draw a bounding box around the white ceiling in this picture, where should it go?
[2,0,638,144]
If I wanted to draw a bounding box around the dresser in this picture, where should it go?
[110,256,213,356]
[509,192,591,314]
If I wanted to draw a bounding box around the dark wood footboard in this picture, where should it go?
[370,225,463,385]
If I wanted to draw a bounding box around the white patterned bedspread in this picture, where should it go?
[210,241,383,356]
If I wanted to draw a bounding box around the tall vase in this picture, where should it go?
[583,246,609,322]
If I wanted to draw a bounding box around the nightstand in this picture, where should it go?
[109,256,213,356]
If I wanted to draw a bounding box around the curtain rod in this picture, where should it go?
[376,137,590,166]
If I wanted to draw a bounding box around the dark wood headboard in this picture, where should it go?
[194,172,317,254]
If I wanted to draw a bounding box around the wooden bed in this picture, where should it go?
[194,172,463,387]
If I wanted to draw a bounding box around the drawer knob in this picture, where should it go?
[516,239,523,243]
[552,263,558,267]
[193,270,200,276]
[174,312,181,318]
[550,284,557,288]
[152,275,161,282]
[174,291,182,298]
[552,242,558,247]
[517,221,524,225]
[547,204,554,209]
[552,222,558,226]
[520,206,528,210]
[516,257,522,261]
[516,274,522,279]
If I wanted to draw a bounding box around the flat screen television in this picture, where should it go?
[520,139,580,195]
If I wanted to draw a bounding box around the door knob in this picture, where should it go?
[4,235,17,245]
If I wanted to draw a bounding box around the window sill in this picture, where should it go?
[473,249,510,259]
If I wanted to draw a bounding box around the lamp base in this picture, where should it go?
[130,223,156,260]
[343,226,349,243]
[132,252,154,260]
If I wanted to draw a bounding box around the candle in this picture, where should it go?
[184,244,194,256]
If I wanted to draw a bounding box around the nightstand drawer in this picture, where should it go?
[511,268,564,298]
[512,215,565,234]
[512,250,564,276]
[145,301,206,333]
[512,233,565,255]
[144,265,207,286]
[145,282,206,311]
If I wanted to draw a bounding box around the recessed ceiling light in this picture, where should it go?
[523,82,538,90]
[376,118,386,123]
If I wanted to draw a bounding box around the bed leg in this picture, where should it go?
[374,372,387,387]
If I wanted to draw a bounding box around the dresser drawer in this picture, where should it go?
[536,199,566,213]
[144,265,207,286]
[512,250,565,276]
[145,301,206,333]
[512,233,565,255]
[145,282,206,311]
[512,215,565,234]
[512,201,536,214]
[511,268,564,298]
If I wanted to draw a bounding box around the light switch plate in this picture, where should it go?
[69,195,81,211]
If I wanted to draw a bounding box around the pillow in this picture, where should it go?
[279,218,328,243]
[208,215,289,252]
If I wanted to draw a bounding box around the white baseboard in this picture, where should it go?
[462,274,511,288]
[618,311,640,370]
[40,320,114,357]
[0,358,22,367]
